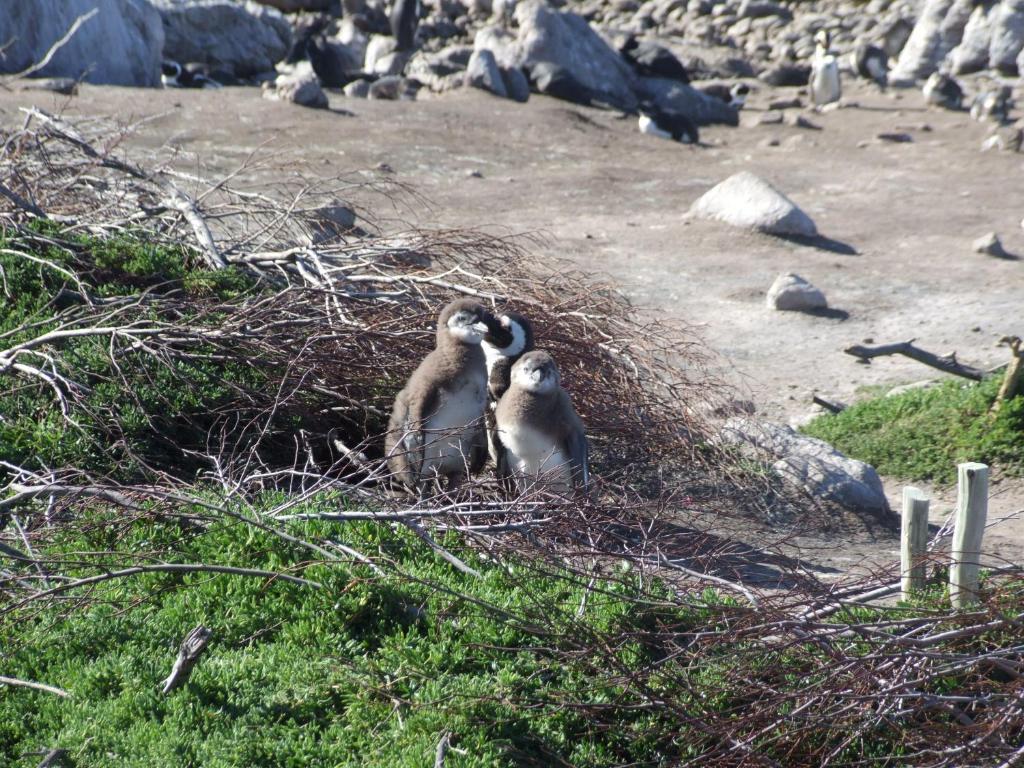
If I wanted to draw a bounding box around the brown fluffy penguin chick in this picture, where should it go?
[385,299,494,494]
[494,350,590,496]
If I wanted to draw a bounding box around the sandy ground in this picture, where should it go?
[3,79,1022,578]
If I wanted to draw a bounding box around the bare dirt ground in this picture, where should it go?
[4,80,1022,580]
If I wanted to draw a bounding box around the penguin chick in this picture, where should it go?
[494,351,590,496]
[923,72,963,110]
[385,299,493,494]
[637,102,699,144]
[481,312,535,473]
[809,30,841,107]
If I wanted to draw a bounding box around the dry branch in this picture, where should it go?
[162,625,213,694]
[844,339,986,380]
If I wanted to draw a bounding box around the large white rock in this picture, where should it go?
[262,67,328,109]
[688,172,818,236]
[720,418,890,515]
[890,0,971,82]
[151,0,291,79]
[948,3,998,74]
[766,273,828,311]
[512,0,638,110]
[465,49,508,98]
[989,0,1024,72]
[0,0,163,86]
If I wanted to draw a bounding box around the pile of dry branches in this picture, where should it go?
[2,110,1023,766]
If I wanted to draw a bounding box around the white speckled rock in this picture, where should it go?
[689,172,818,236]
[766,273,828,311]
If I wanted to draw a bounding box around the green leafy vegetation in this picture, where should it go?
[802,376,1024,483]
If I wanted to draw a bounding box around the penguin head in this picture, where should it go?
[512,351,560,394]
[729,83,750,108]
[438,299,491,345]
[813,29,831,51]
[483,311,534,358]
[161,60,182,86]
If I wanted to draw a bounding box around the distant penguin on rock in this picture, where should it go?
[494,351,590,497]
[390,0,420,51]
[620,36,690,83]
[697,82,750,109]
[637,102,699,144]
[849,42,888,88]
[809,30,841,107]
[923,71,964,110]
[385,299,495,494]
[970,86,1012,123]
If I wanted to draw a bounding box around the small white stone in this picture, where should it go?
[766,272,827,312]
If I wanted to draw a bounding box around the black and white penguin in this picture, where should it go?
[697,82,750,109]
[494,350,590,496]
[481,312,535,472]
[809,30,841,107]
[619,36,690,83]
[970,86,1012,123]
[385,299,495,493]
[161,60,221,89]
[849,42,888,88]
[923,71,964,110]
[390,0,420,51]
[637,102,699,144]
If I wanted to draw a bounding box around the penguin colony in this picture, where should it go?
[386,299,590,498]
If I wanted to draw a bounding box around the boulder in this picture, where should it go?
[688,172,818,237]
[251,0,333,10]
[989,0,1024,72]
[972,231,1009,255]
[473,25,521,69]
[0,0,163,87]
[343,78,372,98]
[720,418,890,515]
[465,48,508,97]
[948,2,997,74]
[766,273,828,312]
[151,0,291,79]
[513,0,638,110]
[262,68,329,108]
[368,75,419,100]
[364,35,399,72]
[890,0,969,83]
[638,77,740,126]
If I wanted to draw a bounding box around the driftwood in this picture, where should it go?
[162,625,213,694]
[812,394,847,413]
[844,339,986,381]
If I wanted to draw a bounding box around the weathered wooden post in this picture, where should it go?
[900,487,930,600]
[950,462,989,609]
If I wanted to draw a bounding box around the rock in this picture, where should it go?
[981,124,1023,151]
[721,418,890,515]
[252,0,332,10]
[737,0,791,20]
[689,171,818,237]
[989,0,1024,73]
[408,45,474,78]
[769,96,803,110]
[788,115,821,130]
[500,66,531,102]
[513,0,638,110]
[0,0,163,87]
[948,2,997,74]
[638,77,740,126]
[364,34,399,73]
[766,272,828,312]
[972,231,1008,255]
[373,51,411,76]
[473,25,521,69]
[876,131,914,142]
[465,48,508,97]
[368,75,419,100]
[889,0,969,83]
[757,110,784,124]
[262,69,329,108]
[343,78,372,98]
[152,0,290,80]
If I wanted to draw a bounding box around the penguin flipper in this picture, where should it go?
[566,428,590,494]
[386,384,440,491]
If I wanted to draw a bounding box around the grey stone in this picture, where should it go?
[151,0,290,79]
[758,110,784,124]
[766,272,828,312]
[0,0,163,87]
[720,418,890,515]
[368,75,419,100]
[948,2,997,74]
[513,0,638,110]
[251,0,332,10]
[262,69,329,108]
[364,35,398,73]
[473,25,521,69]
[465,48,508,97]
[638,77,740,126]
[500,66,531,102]
[373,51,411,76]
[989,0,1024,72]
[972,231,1008,255]
[689,171,818,236]
[890,0,970,83]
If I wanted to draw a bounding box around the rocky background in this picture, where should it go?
[3,0,1022,135]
